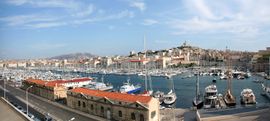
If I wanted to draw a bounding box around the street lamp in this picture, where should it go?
[1,69,6,99]
[26,85,33,116]
[3,77,6,99]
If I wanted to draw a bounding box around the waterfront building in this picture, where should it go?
[252,47,270,74]
[22,77,92,100]
[67,88,160,121]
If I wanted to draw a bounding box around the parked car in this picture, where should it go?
[28,113,35,119]
[17,106,23,110]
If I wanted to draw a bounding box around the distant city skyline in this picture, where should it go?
[0,0,270,59]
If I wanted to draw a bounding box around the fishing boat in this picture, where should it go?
[193,72,204,109]
[240,88,256,104]
[204,84,219,109]
[119,77,141,94]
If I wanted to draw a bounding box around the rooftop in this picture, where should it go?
[70,88,152,104]
[26,77,92,87]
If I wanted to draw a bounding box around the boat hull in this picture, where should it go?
[193,100,204,109]
[127,87,141,94]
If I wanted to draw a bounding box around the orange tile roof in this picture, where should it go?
[26,77,92,87]
[70,88,152,104]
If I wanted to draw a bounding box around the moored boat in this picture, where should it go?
[163,90,177,105]
[119,78,141,94]
[240,88,256,104]
[204,84,219,109]
[193,72,203,109]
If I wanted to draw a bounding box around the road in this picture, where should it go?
[0,79,101,121]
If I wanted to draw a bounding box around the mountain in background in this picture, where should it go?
[49,53,97,60]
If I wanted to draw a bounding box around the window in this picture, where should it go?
[118,111,122,117]
[131,113,136,120]
[78,101,81,107]
[91,104,94,110]
[101,106,104,114]
[151,111,156,119]
[83,102,86,108]
[119,102,122,105]
[140,114,144,121]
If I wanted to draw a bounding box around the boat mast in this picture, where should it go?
[196,53,200,100]
[101,74,104,83]
[144,35,148,91]
[267,56,270,88]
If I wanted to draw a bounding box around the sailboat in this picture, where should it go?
[193,71,204,109]
[163,77,177,105]
[141,35,154,96]
[223,48,236,107]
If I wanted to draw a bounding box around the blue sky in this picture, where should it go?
[0,0,270,59]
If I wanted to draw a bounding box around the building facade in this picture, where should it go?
[22,77,92,100]
[67,88,160,121]
[22,79,67,100]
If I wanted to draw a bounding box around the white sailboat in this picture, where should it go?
[193,71,204,109]
[163,77,177,105]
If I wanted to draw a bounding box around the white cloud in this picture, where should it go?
[7,0,81,10]
[142,19,158,25]
[130,1,146,11]
[73,10,134,25]
[30,42,67,50]
[72,4,95,17]
[169,0,270,37]
[0,14,58,26]
[7,0,28,5]
[27,22,67,28]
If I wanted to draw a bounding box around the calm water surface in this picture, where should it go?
[64,71,270,108]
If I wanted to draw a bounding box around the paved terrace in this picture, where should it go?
[0,97,28,121]
[198,104,270,121]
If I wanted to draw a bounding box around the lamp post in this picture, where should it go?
[3,77,6,99]
[26,85,33,116]
[2,69,6,99]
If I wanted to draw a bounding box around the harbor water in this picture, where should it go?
[61,71,270,108]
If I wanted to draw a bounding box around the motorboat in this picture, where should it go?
[119,78,141,94]
[240,88,256,104]
[204,84,219,109]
